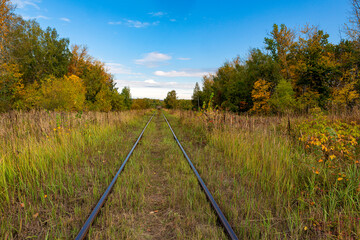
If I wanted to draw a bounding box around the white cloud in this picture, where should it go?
[135,52,172,68]
[114,79,194,99]
[60,17,71,22]
[170,19,176,22]
[108,21,122,25]
[154,70,209,78]
[144,79,158,84]
[177,57,191,61]
[22,15,50,20]
[106,63,141,75]
[125,19,150,28]
[149,12,166,17]
[108,19,159,28]
[12,0,40,9]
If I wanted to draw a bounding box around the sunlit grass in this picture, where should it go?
[0,110,149,238]
[170,110,360,239]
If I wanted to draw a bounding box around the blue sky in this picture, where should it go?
[13,0,351,99]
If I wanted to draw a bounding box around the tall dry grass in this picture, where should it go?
[168,109,360,239]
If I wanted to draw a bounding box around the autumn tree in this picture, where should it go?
[292,25,337,109]
[265,24,296,79]
[332,69,359,110]
[39,75,86,111]
[250,79,271,114]
[0,0,13,56]
[0,63,23,111]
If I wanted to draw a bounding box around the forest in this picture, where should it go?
[0,0,138,112]
[191,9,360,114]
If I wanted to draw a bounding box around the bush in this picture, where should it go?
[40,75,86,111]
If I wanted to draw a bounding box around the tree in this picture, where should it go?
[292,25,336,108]
[270,79,296,114]
[265,24,296,79]
[7,19,71,85]
[332,69,359,110]
[345,0,360,45]
[0,0,13,56]
[0,63,23,111]
[39,75,86,111]
[191,82,202,110]
[202,74,214,106]
[164,90,178,109]
[121,87,132,110]
[250,79,271,114]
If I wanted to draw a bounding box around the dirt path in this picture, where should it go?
[89,111,226,239]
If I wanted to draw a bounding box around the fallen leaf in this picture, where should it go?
[20,203,25,208]
[33,213,39,218]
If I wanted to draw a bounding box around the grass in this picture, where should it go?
[0,110,150,238]
[169,110,360,239]
[1,109,358,239]
[87,111,227,239]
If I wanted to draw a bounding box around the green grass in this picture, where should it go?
[0,110,150,238]
[2,109,358,239]
[88,111,227,239]
[170,110,360,239]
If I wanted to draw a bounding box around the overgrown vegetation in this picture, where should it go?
[0,110,149,238]
[169,109,360,239]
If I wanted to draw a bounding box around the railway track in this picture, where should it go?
[75,111,238,240]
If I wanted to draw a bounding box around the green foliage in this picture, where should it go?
[270,78,296,113]
[193,23,360,114]
[191,82,202,110]
[7,19,71,85]
[121,86,132,110]
[0,14,133,112]
[164,90,178,109]
[111,91,126,111]
[295,111,360,185]
[177,99,192,110]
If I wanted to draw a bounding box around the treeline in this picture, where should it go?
[164,90,192,110]
[0,0,133,112]
[192,2,360,114]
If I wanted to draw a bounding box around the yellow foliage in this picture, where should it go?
[40,75,86,111]
[0,63,24,111]
[0,0,12,53]
[332,69,359,110]
[251,79,271,114]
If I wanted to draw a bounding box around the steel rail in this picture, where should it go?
[75,113,155,240]
[163,113,239,240]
